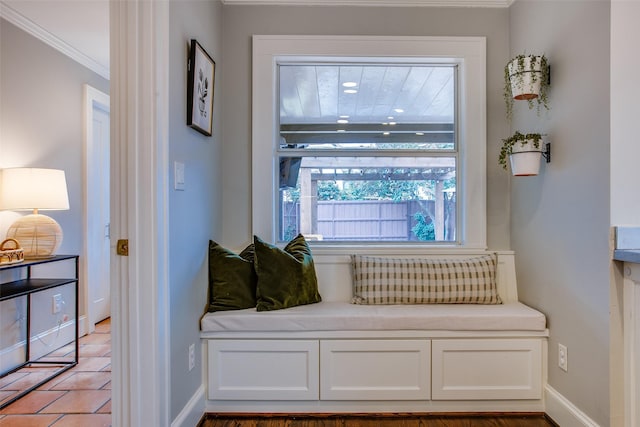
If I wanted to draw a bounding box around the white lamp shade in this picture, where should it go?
[0,168,70,211]
[0,168,69,258]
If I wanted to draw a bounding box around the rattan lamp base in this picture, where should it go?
[6,214,63,259]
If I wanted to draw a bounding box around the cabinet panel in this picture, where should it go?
[208,339,319,400]
[432,338,541,400]
[320,339,430,400]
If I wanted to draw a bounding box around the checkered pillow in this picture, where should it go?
[351,254,502,305]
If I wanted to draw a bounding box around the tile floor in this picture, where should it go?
[0,319,112,427]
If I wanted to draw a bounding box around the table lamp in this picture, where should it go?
[0,168,70,259]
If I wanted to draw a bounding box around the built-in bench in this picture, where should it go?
[200,250,548,413]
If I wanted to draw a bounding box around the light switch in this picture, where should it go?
[174,161,185,191]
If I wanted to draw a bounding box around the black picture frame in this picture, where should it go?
[187,39,215,136]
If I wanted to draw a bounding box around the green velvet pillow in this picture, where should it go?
[254,234,322,312]
[207,240,257,312]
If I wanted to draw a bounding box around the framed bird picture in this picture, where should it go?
[187,39,215,136]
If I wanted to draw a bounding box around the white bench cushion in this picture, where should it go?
[200,301,546,332]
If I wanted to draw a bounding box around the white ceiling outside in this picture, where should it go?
[280,64,455,125]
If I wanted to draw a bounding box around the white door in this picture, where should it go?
[84,85,111,330]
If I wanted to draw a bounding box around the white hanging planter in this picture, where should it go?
[509,139,543,176]
[500,131,550,177]
[507,56,544,100]
[504,54,550,119]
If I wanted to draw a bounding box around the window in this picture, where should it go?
[278,64,457,243]
[253,36,486,249]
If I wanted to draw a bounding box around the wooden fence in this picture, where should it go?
[282,200,454,241]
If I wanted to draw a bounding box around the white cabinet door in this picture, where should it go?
[432,338,542,400]
[320,339,430,400]
[208,340,319,400]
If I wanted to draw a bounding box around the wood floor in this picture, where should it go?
[199,413,558,427]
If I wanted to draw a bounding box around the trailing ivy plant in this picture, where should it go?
[504,54,550,119]
[499,131,544,170]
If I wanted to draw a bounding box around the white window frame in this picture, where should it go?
[252,35,486,251]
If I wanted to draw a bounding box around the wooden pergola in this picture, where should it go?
[289,156,456,241]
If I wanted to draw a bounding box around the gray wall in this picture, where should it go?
[0,18,109,253]
[168,0,223,421]
[0,18,109,372]
[509,1,610,425]
[220,5,511,251]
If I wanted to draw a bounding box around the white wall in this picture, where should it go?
[220,4,511,251]
[0,18,109,373]
[611,1,640,226]
[168,0,223,421]
[610,3,640,424]
[508,1,610,425]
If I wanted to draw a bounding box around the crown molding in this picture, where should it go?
[221,0,514,7]
[0,2,109,80]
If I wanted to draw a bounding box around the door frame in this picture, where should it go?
[110,1,170,425]
[83,84,110,335]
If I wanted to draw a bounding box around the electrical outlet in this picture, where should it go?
[188,343,195,371]
[558,343,568,372]
[52,294,62,314]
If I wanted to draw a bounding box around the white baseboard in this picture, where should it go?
[545,385,601,427]
[172,384,205,427]
[78,315,87,337]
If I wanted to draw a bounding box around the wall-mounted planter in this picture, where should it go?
[504,54,550,118]
[509,140,543,176]
[508,56,544,100]
[499,131,550,177]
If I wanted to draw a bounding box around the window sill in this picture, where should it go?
[308,243,490,257]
